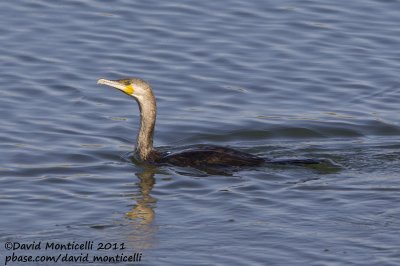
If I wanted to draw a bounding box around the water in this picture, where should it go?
[1,0,400,265]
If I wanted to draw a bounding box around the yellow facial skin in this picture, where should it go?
[124,84,134,95]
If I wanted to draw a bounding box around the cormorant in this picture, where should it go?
[97,78,320,170]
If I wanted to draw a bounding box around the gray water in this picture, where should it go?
[1,1,400,265]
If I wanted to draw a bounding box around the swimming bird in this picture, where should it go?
[98,78,320,171]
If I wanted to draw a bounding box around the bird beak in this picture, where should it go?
[97,78,135,95]
[97,79,125,91]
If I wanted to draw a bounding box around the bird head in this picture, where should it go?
[97,78,153,101]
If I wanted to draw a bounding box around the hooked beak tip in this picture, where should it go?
[97,78,107,85]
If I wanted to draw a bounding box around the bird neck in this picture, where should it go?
[135,95,157,161]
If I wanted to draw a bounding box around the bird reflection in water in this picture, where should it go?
[125,166,158,250]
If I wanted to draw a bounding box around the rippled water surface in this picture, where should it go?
[1,1,400,265]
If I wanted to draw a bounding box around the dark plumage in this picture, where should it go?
[157,145,265,167]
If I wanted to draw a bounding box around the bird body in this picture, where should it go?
[155,145,265,167]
